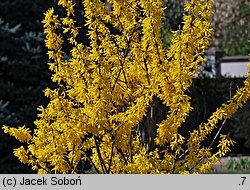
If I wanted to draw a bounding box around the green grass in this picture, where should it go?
[224,158,250,169]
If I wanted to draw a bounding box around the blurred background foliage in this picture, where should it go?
[0,0,56,173]
[0,0,249,173]
[211,0,250,56]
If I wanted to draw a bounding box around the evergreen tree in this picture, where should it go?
[0,0,56,172]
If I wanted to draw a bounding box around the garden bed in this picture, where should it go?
[211,156,250,174]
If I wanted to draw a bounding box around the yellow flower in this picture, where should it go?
[2,0,250,174]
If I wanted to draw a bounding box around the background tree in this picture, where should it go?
[0,0,55,173]
[211,0,250,55]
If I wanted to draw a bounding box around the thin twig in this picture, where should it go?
[111,37,131,92]
[107,140,115,174]
[116,147,128,165]
[94,136,108,173]
[143,56,151,86]
[208,119,227,148]
[129,130,133,163]
[86,156,101,174]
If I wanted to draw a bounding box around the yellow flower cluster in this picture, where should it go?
[2,0,250,174]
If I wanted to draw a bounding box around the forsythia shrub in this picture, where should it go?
[3,0,250,174]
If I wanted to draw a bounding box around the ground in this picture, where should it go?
[212,155,250,174]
